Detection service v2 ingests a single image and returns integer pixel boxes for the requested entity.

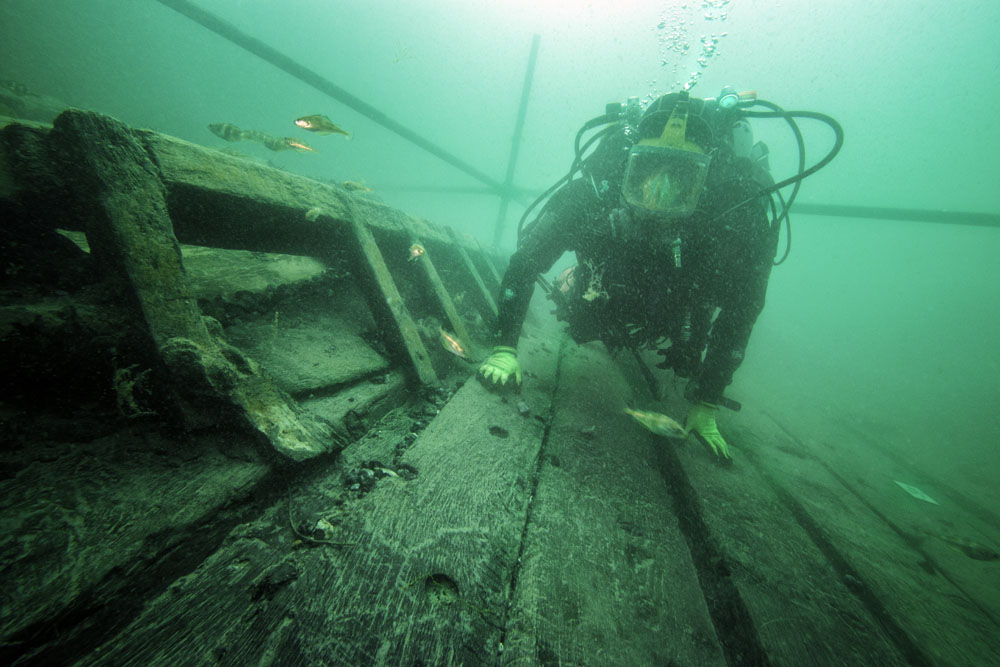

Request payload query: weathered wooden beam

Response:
[49,109,329,461]
[2,117,502,286]
[50,114,213,351]
[446,226,498,322]
[3,113,504,381]
[80,302,566,664]
[141,130,458,252]
[659,429,910,664]
[0,428,273,655]
[503,342,728,665]
[732,411,1000,664]
[343,204,438,387]
[399,216,472,354]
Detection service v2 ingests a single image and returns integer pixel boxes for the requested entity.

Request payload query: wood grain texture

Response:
[503,342,728,666]
[87,302,562,665]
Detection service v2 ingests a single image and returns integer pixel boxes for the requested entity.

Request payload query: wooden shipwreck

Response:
[1,110,998,665]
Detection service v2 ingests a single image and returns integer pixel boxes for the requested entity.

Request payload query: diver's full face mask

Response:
[622,146,710,218]
[622,94,711,219]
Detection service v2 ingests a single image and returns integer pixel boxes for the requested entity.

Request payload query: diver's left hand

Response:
[685,402,731,460]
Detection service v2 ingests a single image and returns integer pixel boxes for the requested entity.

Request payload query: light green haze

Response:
[2,0,998,492]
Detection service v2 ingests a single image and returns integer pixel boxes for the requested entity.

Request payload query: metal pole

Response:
[791,203,1000,228]
[492,34,541,248]
[156,0,508,195]
[368,182,1000,229]
[157,1,999,233]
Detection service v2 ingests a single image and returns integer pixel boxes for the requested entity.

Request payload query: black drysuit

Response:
[495,147,779,404]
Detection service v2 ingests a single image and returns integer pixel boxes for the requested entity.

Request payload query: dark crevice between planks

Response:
[0,462,303,666]
[497,336,567,654]
[655,445,773,667]
[758,414,1000,631]
[740,447,934,667]
[809,455,999,630]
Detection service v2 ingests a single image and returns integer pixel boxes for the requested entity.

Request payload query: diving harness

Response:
[521,88,843,405]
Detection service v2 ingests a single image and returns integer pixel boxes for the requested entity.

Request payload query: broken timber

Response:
[49,110,328,461]
[3,111,1000,665]
[2,109,507,459]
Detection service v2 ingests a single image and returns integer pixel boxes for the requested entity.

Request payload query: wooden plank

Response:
[446,226,498,321]
[298,369,407,441]
[143,130,461,252]
[48,109,329,461]
[0,429,271,659]
[630,382,911,664]
[729,405,1000,665]
[179,244,327,300]
[0,119,70,218]
[766,407,1000,624]
[224,314,390,396]
[469,239,501,294]
[50,111,214,351]
[85,296,565,665]
[502,342,727,666]
[2,118,490,263]
[344,208,438,386]
[399,217,472,353]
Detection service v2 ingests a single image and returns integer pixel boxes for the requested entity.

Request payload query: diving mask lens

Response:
[622,145,711,218]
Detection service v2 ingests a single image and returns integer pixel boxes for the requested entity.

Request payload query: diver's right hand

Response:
[685,401,731,460]
[478,346,522,387]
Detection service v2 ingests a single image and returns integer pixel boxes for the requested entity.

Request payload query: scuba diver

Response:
[478,87,843,460]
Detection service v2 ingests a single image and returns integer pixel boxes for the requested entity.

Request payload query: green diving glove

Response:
[685,401,731,460]
[478,346,522,387]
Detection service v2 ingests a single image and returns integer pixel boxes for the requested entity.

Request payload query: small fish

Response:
[408,243,425,262]
[240,128,270,143]
[261,135,293,151]
[208,122,245,142]
[295,114,350,137]
[895,481,939,505]
[257,135,315,152]
[923,531,999,562]
[624,407,686,439]
[438,327,467,359]
[282,137,316,152]
[342,180,373,192]
[304,207,323,221]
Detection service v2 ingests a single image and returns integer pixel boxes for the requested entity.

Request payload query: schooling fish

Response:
[295,114,350,137]
[258,135,316,152]
[282,137,316,152]
[624,407,687,439]
[408,243,425,262]
[208,122,245,142]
